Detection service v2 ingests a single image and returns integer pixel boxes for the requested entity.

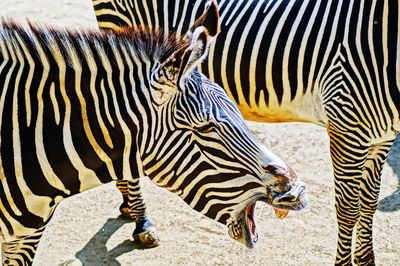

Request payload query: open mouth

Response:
[228,186,307,248]
[245,203,258,246]
[243,201,298,247]
[228,199,261,248]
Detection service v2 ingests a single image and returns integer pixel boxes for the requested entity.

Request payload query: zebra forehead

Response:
[0,19,190,63]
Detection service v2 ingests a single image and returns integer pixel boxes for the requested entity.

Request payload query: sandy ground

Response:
[0,1,399,265]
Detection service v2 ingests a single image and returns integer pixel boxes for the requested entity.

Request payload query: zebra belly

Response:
[395,121,400,133]
[236,105,316,123]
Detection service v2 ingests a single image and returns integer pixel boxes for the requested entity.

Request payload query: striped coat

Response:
[91,0,400,264]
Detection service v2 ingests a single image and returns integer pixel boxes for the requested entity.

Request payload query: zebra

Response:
[0,2,308,265]
[90,0,400,265]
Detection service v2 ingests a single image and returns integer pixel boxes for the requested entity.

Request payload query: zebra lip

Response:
[273,207,289,219]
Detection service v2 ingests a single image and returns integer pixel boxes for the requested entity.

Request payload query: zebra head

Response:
[140,0,307,248]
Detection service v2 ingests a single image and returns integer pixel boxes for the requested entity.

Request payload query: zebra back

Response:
[92,0,400,132]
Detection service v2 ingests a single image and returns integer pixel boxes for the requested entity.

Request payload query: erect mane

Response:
[0,19,190,63]
[104,26,191,62]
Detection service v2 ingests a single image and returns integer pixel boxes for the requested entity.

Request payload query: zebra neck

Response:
[0,24,154,199]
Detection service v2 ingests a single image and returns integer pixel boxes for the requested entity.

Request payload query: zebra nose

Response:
[275,194,298,204]
[273,183,305,205]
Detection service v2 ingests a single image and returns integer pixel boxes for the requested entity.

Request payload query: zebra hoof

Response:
[133,220,160,248]
[133,229,160,248]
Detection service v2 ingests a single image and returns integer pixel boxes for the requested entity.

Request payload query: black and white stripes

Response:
[0,3,307,264]
[91,0,400,264]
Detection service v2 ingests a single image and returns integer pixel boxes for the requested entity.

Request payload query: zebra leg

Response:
[1,226,46,266]
[116,179,132,217]
[329,129,368,265]
[116,179,160,248]
[117,179,148,222]
[353,140,394,266]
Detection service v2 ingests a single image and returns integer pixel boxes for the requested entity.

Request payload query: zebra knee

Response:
[335,194,360,225]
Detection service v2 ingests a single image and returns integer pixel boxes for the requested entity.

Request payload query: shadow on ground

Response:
[70,216,145,266]
[378,135,400,212]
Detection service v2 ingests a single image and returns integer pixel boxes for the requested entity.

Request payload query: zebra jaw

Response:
[228,200,260,248]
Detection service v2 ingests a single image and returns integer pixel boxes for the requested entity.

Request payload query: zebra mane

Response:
[0,19,190,65]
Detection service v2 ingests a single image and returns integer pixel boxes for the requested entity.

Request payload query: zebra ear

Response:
[187,0,220,39]
[158,0,220,90]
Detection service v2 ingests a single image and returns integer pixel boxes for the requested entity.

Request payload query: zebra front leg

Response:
[2,226,46,266]
[329,129,368,265]
[354,139,394,266]
[333,173,362,266]
[116,179,160,248]
[116,179,133,217]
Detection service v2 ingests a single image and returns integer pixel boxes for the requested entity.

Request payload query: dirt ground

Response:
[0,1,399,265]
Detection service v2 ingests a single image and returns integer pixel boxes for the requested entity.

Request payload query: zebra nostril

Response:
[275,185,305,204]
[298,186,305,196]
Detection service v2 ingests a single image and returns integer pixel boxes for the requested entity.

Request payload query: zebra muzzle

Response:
[271,181,307,212]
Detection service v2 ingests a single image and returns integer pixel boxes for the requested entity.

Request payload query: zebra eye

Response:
[195,123,217,133]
